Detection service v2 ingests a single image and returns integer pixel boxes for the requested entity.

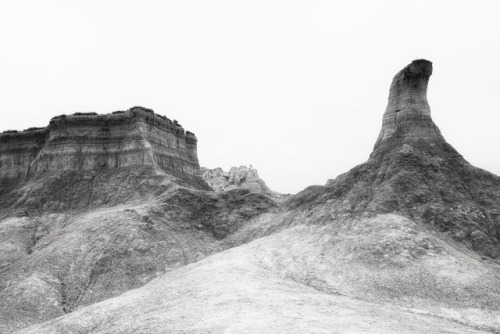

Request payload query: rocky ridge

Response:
[201,165,283,198]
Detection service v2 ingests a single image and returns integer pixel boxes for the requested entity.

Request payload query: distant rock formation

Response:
[289,59,500,258]
[201,165,276,196]
[0,107,204,187]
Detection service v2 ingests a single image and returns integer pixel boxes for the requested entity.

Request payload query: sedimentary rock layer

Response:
[0,107,202,186]
[372,59,445,158]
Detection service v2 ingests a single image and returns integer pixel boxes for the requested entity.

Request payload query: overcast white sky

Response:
[1,0,499,194]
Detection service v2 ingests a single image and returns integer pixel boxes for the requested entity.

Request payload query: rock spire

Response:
[372,59,445,158]
[289,59,500,258]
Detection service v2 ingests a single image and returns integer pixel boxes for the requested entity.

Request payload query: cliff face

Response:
[0,107,203,187]
[0,129,47,184]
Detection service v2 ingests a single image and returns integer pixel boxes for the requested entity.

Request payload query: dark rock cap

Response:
[405,59,433,77]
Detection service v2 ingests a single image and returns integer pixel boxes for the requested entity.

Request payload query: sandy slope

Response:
[18,214,500,333]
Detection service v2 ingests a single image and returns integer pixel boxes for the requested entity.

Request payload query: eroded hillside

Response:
[0,108,279,333]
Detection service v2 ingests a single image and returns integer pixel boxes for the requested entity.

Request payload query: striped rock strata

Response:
[0,107,204,187]
[372,59,444,158]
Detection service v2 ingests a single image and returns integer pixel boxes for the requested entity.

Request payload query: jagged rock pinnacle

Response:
[201,165,276,196]
[372,59,445,158]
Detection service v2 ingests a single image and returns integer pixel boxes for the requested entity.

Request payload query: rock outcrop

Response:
[372,59,443,157]
[201,165,275,195]
[0,107,204,188]
[0,107,211,212]
[288,59,500,258]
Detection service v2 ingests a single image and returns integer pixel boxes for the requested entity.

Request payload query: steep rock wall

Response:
[0,107,203,187]
[0,128,47,183]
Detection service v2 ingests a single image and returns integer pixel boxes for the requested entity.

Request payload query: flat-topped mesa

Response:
[0,107,205,188]
[372,59,446,158]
